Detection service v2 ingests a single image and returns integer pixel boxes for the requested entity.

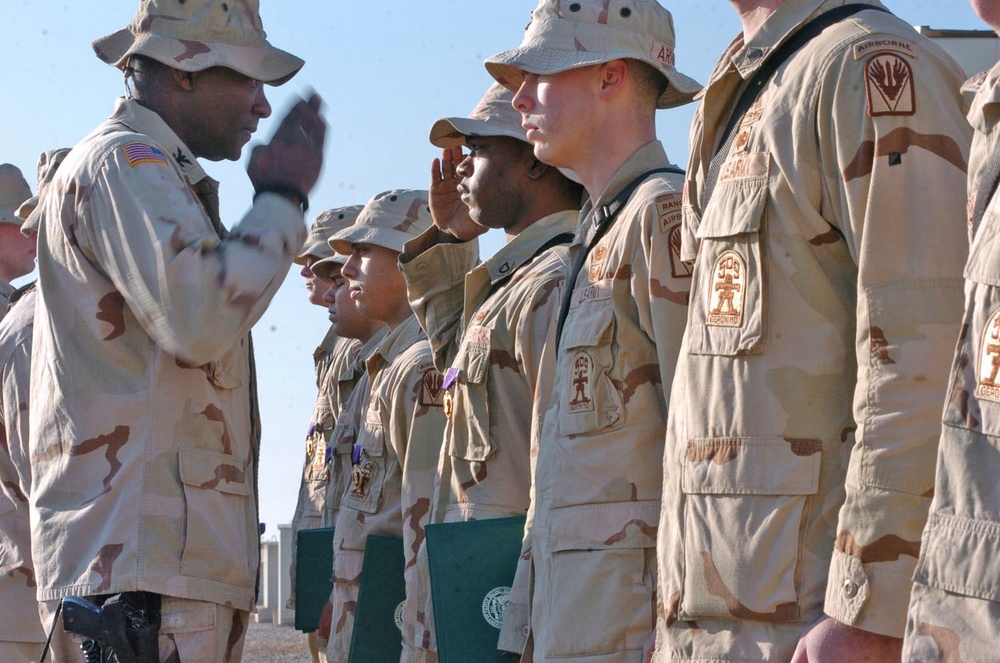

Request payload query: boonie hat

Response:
[430,83,581,183]
[295,205,364,266]
[0,164,32,227]
[430,83,531,149]
[93,0,303,85]
[485,0,701,109]
[329,190,433,256]
[17,148,72,233]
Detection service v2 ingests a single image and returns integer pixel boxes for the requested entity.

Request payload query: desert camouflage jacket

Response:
[400,210,577,659]
[501,141,689,663]
[0,288,44,643]
[29,97,305,611]
[327,315,445,663]
[904,60,1000,663]
[653,2,970,661]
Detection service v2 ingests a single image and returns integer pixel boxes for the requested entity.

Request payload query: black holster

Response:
[62,592,161,663]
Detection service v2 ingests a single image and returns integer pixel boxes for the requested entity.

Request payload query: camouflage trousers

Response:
[41,596,249,662]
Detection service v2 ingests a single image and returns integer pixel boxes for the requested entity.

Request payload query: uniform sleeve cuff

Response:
[824,548,915,638]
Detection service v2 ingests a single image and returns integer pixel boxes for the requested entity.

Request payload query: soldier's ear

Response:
[171,68,196,92]
[527,158,549,181]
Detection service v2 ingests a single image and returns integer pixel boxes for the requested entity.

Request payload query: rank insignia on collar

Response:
[173,148,192,167]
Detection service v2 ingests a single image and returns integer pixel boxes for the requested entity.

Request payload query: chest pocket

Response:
[687,175,768,356]
[448,326,493,462]
[342,413,387,515]
[558,296,623,437]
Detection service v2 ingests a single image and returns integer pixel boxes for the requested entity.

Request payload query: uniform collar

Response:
[727,0,884,81]
[586,141,673,215]
[111,97,209,186]
[480,209,578,285]
[967,60,1000,135]
[344,326,389,382]
[366,314,423,375]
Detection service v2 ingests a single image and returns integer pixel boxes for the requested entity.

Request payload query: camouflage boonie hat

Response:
[485,0,701,109]
[430,83,581,183]
[328,190,433,256]
[17,148,72,235]
[295,205,364,266]
[0,164,32,228]
[93,0,303,85]
[430,83,531,148]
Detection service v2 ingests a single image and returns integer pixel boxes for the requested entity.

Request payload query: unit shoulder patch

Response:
[976,308,1000,403]
[121,142,168,167]
[707,250,747,328]
[864,52,916,117]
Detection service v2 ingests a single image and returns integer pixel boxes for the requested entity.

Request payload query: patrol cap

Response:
[329,190,433,256]
[485,0,701,109]
[295,205,364,266]
[17,148,72,235]
[93,0,304,86]
[0,164,32,228]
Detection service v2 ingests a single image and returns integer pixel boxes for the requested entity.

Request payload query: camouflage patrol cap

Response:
[17,148,72,236]
[93,0,304,86]
[295,205,364,266]
[485,0,701,109]
[0,164,32,228]
[328,190,433,256]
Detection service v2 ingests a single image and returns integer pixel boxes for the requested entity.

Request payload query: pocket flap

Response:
[562,300,614,350]
[548,500,659,552]
[453,328,492,385]
[683,437,822,496]
[332,422,356,455]
[696,176,767,239]
[917,513,1000,602]
[358,422,385,458]
[178,448,250,496]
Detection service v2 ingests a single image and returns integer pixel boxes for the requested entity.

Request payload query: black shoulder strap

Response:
[484,231,575,303]
[554,165,684,347]
[702,3,891,209]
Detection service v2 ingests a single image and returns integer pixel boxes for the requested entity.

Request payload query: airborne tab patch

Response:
[864,52,915,117]
[122,142,168,167]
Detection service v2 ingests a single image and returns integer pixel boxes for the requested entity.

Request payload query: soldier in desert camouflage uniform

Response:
[324,190,446,663]
[484,1,700,660]
[0,148,68,663]
[650,1,970,662]
[0,164,38,317]
[288,206,363,662]
[397,82,584,662]
[29,0,325,660]
[903,2,1000,660]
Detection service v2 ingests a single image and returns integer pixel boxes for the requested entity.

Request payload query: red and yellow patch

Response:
[121,142,167,167]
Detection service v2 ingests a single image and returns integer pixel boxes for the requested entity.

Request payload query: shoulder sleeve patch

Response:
[656,193,683,235]
[121,142,168,167]
[962,70,989,96]
[864,52,916,117]
[418,368,444,407]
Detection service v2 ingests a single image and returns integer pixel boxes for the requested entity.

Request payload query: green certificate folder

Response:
[349,535,405,663]
[294,527,335,632]
[425,516,526,662]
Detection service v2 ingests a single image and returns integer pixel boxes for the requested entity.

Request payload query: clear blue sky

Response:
[0,0,987,533]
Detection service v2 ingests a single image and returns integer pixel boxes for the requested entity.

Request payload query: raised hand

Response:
[429,146,486,242]
[249,92,326,202]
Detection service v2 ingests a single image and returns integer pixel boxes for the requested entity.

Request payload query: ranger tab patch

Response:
[122,142,168,167]
[864,52,915,117]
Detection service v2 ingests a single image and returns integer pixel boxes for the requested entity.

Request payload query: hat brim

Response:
[328,225,411,256]
[429,116,530,149]
[14,196,38,223]
[485,45,701,110]
[93,29,304,86]
[309,255,345,282]
[294,239,338,266]
[0,207,24,227]
[20,206,42,235]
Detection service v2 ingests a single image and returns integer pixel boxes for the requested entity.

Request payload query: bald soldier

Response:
[650,1,970,662]
[398,83,583,662]
[29,0,325,660]
[904,1,1000,660]
[484,1,699,659]
[0,164,38,316]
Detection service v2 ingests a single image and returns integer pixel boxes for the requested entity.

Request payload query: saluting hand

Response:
[429,146,486,242]
[249,92,326,200]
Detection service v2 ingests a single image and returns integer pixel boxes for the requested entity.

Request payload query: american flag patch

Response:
[121,142,167,167]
